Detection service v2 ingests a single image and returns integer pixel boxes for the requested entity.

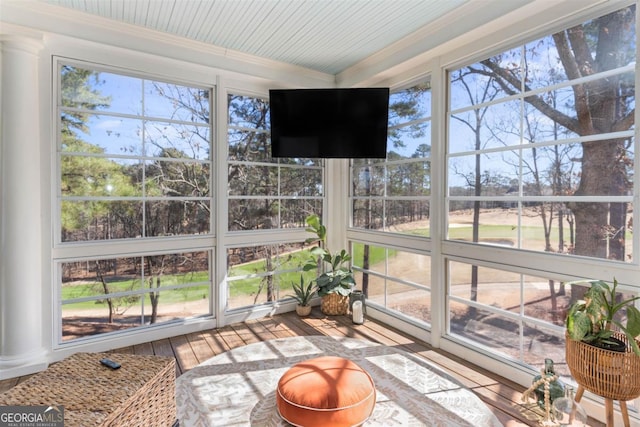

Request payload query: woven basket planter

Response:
[296,305,312,316]
[321,293,349,315]
[566,331,640,401]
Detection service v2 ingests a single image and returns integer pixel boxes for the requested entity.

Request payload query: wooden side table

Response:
[0,352,176,427]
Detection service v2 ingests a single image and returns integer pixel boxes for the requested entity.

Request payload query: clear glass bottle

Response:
[551,385,588,426]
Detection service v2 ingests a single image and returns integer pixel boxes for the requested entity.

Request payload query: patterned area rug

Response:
[177,335,503,426]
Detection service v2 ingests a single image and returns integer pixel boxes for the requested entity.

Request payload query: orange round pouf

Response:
[276,356,375,427]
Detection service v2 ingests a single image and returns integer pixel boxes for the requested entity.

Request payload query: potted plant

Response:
[565,278,640,355]
[303,214,355,315]
[288,275,315,316]
[565,278,640,402]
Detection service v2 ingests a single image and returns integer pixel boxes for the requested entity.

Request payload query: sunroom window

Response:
[56,61,213,343]
[445,5,636,377]
[447,6,635,261]
[352,82,431,235]
[225,93,324,311]
[350,81,433,324]
[227,94,323,231]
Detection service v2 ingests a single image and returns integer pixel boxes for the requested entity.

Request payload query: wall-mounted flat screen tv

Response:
[269,88,389,158]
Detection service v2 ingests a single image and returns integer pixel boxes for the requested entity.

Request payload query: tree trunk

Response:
[266,246,274,302]
[548,279,558,323]
[569,140,625,258]
[149,276,160,324]
[477,7,634,261]
[362,245,370,297]
[95,261,114,323]
[562,9,632,258]
[470,153,481,317]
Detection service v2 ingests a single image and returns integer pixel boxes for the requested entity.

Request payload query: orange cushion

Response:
[276,356,375,427]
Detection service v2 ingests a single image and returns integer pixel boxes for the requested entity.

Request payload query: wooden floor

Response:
[1,308,605,427]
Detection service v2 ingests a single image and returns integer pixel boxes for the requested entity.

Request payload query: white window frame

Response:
[52,57,217,348]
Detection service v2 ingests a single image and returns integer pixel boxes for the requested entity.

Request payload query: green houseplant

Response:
[565,278,640,355]
[303,214,355,315]
[564,278,640,405]
[288,275,316,316]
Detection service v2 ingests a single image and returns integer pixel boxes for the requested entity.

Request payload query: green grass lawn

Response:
[62,271,210,310]
[66,223,625,311]
[63,285,210,311]
[448,224,575,249]
[228,248,316,296]
[351,243,394,266]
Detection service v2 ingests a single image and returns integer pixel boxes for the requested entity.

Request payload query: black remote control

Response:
[100,357,121,369]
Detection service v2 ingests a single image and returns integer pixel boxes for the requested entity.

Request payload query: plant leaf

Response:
[303,262,318,271]
[567,310,592,341]
[306,214,320,229]
[627,335,640,356]
[310,247,327,257]
[625,306,640,338]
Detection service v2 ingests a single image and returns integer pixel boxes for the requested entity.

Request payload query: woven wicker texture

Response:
[321,293,349,315]
[566,331,640,401]
[0,352,176,427]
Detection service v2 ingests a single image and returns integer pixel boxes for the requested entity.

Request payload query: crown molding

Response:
[337,0,616,88]
[1,0,335,87]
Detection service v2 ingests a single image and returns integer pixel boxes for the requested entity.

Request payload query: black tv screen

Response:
[269,88,389,158]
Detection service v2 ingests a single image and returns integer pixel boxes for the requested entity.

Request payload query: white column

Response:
[0,35,48,377]
[325,159,349,252]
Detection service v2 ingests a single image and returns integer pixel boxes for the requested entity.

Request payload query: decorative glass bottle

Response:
[532,359,565,410]
[551,386,588,426]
